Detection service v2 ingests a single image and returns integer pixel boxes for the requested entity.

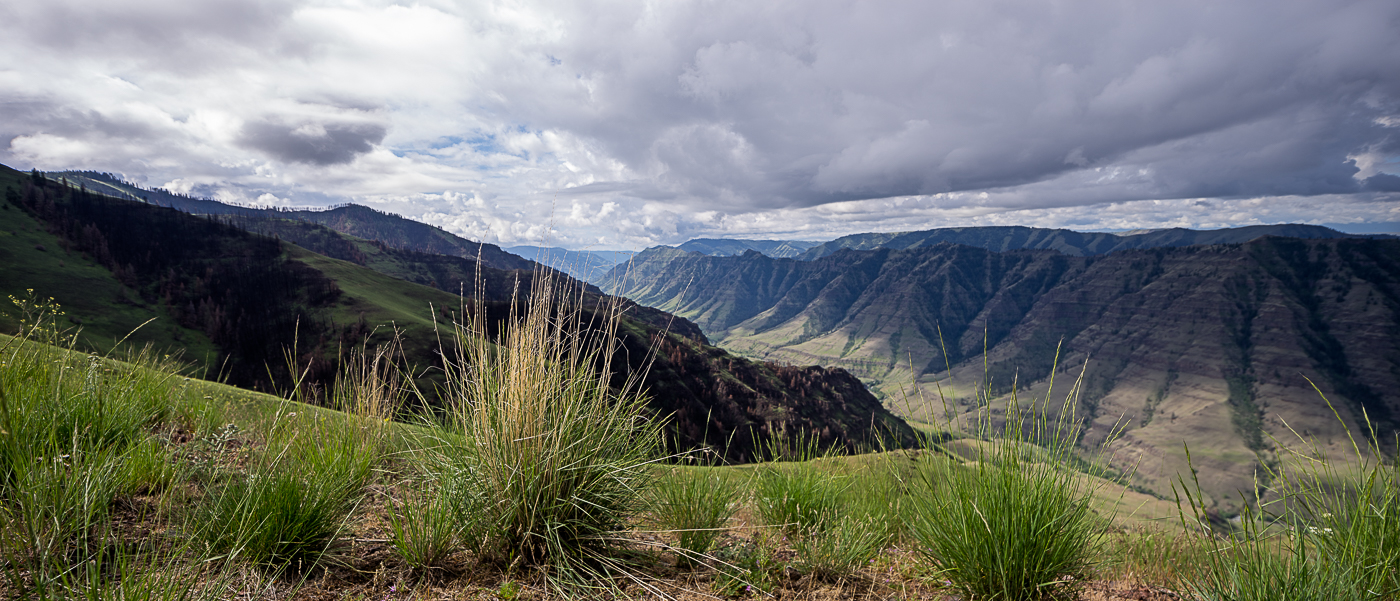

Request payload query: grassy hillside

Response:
[2,320,1390,600]
[0,168,221,366]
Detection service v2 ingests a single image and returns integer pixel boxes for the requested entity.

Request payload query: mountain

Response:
[501,238,823,285]
[796,224,1390,260]
[678,238,823,258]
[2,165,913,461]
[505,245,634,285]
[50,171,534,272]
[605,239,1400,509]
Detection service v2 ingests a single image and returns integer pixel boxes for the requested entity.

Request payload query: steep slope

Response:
[608,239,1400,509]
[796,224,1388,260]
[3,165,913,460]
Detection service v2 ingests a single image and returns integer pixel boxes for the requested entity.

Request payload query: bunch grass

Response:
[1177,462,1363,601]
[648,467,738,564]
[433,268,662,591]
[196,340,396,569]
[196,407,376,568]
[755,438,844,535]
[0,294,186,590]
[792,512,888,581]
[388,481,461,572]
[1268,389,1399,599]
[906,344,1112,601]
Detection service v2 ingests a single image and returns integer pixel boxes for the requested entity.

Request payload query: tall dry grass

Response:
[429,269,663,591]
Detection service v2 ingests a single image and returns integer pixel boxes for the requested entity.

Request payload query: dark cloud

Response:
[237,119,386,166]
[521,0,1400,210]
[1366,174,1400,192]
[1,0,303,72]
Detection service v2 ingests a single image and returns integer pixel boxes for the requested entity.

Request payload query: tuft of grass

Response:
[196,409,376,568]
[911,450,1101,600]
[905,346,1110,601]
[1185,536,1361,601]
[1271,390,1399,599]
[754,438,846,536]
[0,294,185,589]
[1,443,124,576]
[388,480,461,572]
[197,340,395,569]
[432,269,662,590]
[753,438,900,582]
[755,463,843,536]
[793,513,888,581]
[648,467,738,564]
[1177,465,1363,601]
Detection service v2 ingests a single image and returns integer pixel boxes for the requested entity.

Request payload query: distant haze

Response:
[2,0,1397,248]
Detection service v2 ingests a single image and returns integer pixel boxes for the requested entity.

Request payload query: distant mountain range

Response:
[795,224,1394,260]
[505,246,634,285]
[677,238,823,258]
[509,224,1392,287]
[31,167,1400,504]
[605,231,1400,510]
[503,239,824,285]
[4,166,914,460]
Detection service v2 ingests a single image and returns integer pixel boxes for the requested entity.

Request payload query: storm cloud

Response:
[238,119,386,165]
[1,0,1397,247]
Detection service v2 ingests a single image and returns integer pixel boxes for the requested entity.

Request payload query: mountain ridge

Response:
[49,170,537,273]
[605,237,1400,509]
[796,223,1393,260]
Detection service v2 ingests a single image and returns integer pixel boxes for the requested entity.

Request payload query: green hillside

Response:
[0,168,220,366]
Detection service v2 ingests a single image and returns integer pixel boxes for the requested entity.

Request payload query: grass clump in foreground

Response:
[907,357,1114,601]
[647,467,738,564]
[752,439,894,581]
[426,270,662,592]
[197,340,397,569]
[195,407,379,568]
[0,293,222,598]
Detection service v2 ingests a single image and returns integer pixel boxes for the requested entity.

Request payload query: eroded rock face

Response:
[609,237,1400,510]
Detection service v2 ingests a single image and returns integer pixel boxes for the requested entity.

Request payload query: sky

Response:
[2,0,1399,249]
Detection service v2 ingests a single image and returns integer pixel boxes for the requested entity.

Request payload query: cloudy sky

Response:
[3,0,1399,248]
